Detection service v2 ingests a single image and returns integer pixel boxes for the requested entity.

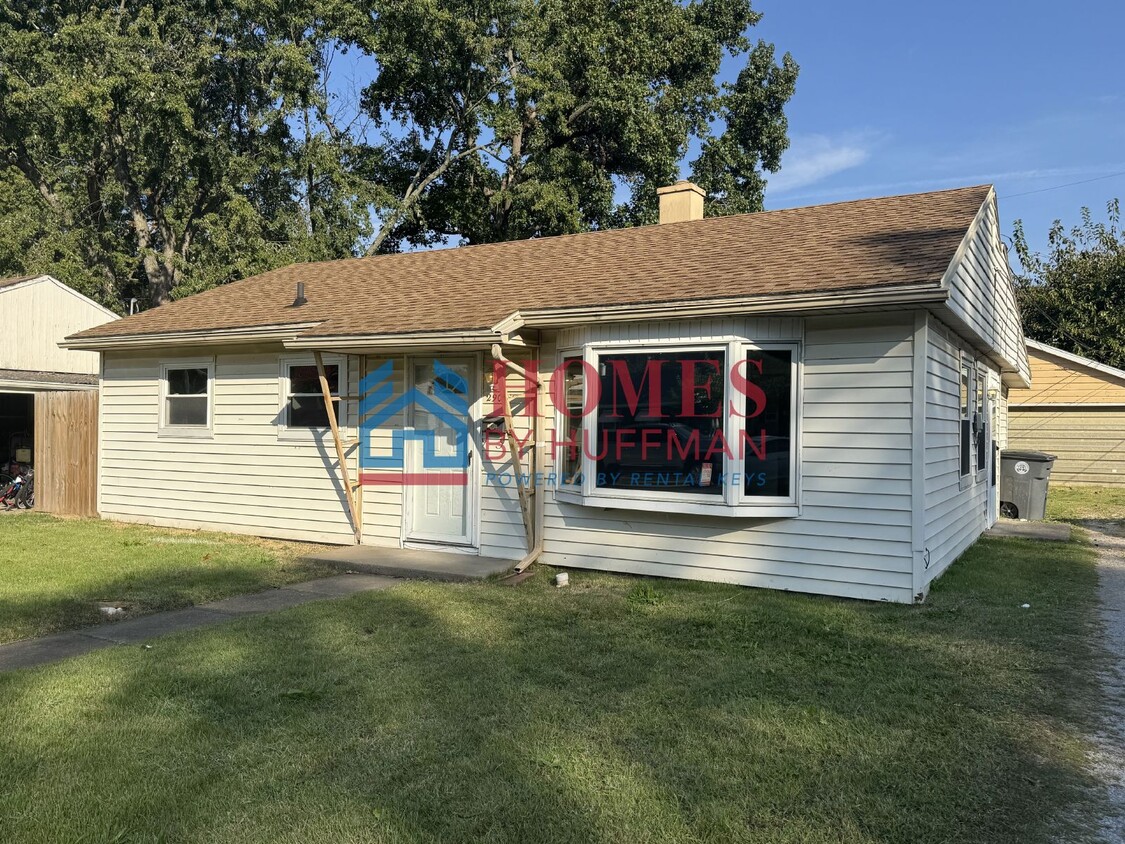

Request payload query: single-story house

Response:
[1,274,118,514]
[63,182,1029,603]
[1007,340,1125,486]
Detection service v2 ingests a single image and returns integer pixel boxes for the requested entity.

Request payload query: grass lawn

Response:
[0,514,334,644]
[1047,483,1125,521]
[0,534,1105,843]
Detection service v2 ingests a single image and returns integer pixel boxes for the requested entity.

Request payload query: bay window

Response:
[554,340,800,516]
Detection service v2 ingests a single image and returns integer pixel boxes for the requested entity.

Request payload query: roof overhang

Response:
[61,323,322,351]
[62,284,951,353]
[499,283,950,330]
[0,378,97,393]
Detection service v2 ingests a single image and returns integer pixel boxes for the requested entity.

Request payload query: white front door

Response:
[405,357,475,546]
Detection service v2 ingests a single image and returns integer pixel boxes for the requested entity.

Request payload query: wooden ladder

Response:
[314,351,363,543]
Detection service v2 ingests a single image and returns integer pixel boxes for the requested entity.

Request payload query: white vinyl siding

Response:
[922,318,998,583]
[100,350,358,544]
[942,192,1030,386]
[539,314,918,603]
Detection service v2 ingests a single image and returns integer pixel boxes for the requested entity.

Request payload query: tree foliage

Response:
[0,0,795,308]
[352,0,798,252]
[0,0,369,308]
[1013,200,1125,370]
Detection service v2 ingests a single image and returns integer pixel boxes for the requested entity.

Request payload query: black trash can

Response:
[999,450,1057,520]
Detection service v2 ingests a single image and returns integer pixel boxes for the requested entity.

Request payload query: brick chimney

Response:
[657,180,706,224]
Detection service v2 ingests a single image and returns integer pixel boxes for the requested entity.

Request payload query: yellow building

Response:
[1008,340,1125,486]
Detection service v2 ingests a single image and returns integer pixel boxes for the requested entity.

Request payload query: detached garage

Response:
[0,275,118,513]
[1008,340,1125,487]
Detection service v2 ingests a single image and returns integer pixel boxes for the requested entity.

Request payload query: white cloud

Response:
[766,134,872,195]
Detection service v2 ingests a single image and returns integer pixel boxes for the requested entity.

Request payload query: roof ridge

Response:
[286,183,994,273]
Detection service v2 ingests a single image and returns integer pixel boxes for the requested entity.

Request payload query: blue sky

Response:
[743,0,1124,259]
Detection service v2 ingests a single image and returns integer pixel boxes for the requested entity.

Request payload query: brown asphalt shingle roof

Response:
[67,185,991,343]
[0,368,98,386]
[0,276,39,290]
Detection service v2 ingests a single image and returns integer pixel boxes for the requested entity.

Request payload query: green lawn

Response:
[1047,483,1125,521]
[0,534,1105,843]
[0,514,334,644]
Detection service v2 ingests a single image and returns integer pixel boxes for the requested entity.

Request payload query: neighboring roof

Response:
[0,369,99,390]
[0,275,39,290]
[0,274,119,319]
[67,184,992,344]
[1026,339,1125,383]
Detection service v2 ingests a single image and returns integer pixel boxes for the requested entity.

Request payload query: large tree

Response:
[0,0,368,309]
[1012,201,1125,370]
[0,0,796,306]
[348,0,798,253]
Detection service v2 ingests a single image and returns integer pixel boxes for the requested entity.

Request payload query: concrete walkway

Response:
[0,573,397,673]
[1084,520,1125,842]
[984,519,1072,541]
[302,544,513,582]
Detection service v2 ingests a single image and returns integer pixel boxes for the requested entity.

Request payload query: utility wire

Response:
[1000,170,1125,199]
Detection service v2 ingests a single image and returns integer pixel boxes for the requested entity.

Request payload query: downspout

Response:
[490,344,544,574]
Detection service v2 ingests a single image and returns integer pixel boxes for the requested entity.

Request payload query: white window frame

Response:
[278,354,345,439]
[553,339,801,518]
[959,352,973,488]
[158,359,214,439]
[975,368,988,480]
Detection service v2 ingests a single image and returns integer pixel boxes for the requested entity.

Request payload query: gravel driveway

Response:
[1085,520,1125,842]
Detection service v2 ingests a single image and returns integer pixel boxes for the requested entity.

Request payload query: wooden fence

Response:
[34,389,99,516]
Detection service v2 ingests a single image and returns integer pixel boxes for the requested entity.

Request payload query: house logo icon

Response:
[359,360,470,485]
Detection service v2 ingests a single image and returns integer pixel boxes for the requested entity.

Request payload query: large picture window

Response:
[595,349,726,496]
[554,341,799,516]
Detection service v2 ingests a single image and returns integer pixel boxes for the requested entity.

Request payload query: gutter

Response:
[283,329,502,351]
[0,379,98,392]
[500,283,949,330]
[60,323,322,351]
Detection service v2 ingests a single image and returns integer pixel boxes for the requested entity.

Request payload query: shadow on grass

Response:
[0,514,334,643]
[0,535,1105,843]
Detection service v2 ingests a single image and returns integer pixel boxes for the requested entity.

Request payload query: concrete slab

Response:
[200,587,323,615]
[302,545,512,582]
[81,607,234,644]
[0,631,110,672]
[1,570,405,673]
[286,573,400,597]
[985,519,1072,542]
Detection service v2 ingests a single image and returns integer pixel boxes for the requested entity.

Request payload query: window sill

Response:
[157,428,213,440]
[554,488,799,519]
[277,428,336,442]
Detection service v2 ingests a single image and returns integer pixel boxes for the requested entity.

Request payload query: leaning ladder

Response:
[314,351,363,543]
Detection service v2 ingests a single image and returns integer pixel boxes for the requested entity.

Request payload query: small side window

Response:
[283,361,339,429]
[975,371,987,473]
[160,361,213,436]
[959,358,971,478]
